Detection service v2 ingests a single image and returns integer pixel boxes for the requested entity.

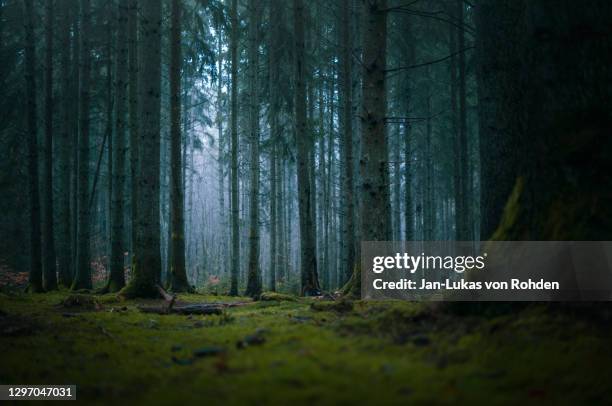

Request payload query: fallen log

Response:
[135,285,254,315]
[138,303,224,315]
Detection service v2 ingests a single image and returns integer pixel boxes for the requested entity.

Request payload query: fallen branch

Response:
[135,286,255,315]
[139,303,224,315]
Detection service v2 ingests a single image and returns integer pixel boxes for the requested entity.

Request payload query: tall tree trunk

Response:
[72,0,93,290]
[70,8,80,283]
[104,2,114,283]
[216,21,226,280]
[169,0,190,292]
[128,0,139,265]
[488,0,612,241]
[57,0,74,287]
[339,0,355,285]
[123,0,162,298]
[455,0,469,240]
[24,0,43,292]
[42,0,58,290]
[294,0,320,296]
[108,0,129,292]
[268,1,281,292]
[347,0,390,297]
[229,0,240,296]
[475,0,523,240]
[244,0,261,298]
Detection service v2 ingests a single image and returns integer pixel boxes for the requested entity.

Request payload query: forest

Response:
[1,0,611,404]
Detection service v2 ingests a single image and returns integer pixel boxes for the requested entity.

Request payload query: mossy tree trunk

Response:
[483,0,612,240]
[475,0,524,241]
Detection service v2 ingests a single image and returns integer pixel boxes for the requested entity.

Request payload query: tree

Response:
[122,0,162,298]
[344,0,390,297]
[57,0,74,287]
[475,0,522,241]
[229,0,240,296]
[268,0,282,292]
[107,0,129,293]
[339,0,355,285]
[486,0,612,241]
[24,0,43,292]
[128,0,139,261]
[244,0,262,298]
[42,0,58,291]
[294,0,320,296]
[169,0,191,292]
[455,0,469,241]
[72,0,93,290]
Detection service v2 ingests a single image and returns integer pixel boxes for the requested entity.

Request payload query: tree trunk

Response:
[268,0,281,292]
[123,0,162,298]
[339,0,355,285]
[229,0,240,296]
[128,0,139,265]
[455,0,470,240]
[57,0,74,287]
[169,0,190,292]
[42,0,58,291]
[488,0,612,241]
[216,20,226,282]
[244,0,262,298]
[72,0,92,290]
[108,0,129,293]
[24,0,43,292]
[294,0,320,296]
[348,0,390,297]
[475,0,523,240]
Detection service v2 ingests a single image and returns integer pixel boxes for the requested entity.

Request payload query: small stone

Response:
[193,346,226,358]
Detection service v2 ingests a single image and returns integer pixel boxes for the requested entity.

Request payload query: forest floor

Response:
[1,291,611,405]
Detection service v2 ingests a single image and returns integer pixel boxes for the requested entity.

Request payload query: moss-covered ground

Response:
[1,292,611,405]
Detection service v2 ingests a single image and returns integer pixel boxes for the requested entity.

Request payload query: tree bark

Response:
[42,0,58,291]
[294,0,320,296]
[244,0,262,298]
[347,0,390,297]
[475,0,523,240]
[72,0,93,290]
[24,0,43,292]
[122,0,162,298]
[169,0,190,292]
[108,0,129,293]
[57,0,74,287]
[128,0,139,265]
[229,0,240,296]
[339,0,356,285]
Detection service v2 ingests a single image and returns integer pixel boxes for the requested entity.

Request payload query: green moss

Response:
[491,176,525,241]
[260,292,298,302]
[1,292,611,405]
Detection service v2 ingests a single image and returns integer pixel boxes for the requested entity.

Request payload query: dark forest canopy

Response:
[0,0,610,297]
